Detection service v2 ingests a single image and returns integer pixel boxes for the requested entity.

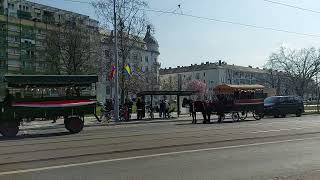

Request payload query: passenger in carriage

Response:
[3,89,14,111]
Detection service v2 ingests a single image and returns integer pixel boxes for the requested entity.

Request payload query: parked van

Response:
[264,96,304,118]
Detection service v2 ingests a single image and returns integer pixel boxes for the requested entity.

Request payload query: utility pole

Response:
[113,0,119,121]
[317,74,319,113]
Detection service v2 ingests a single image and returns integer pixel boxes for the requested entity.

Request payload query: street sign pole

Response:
[113,0,119,121]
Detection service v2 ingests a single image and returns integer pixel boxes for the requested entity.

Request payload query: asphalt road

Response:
[1,114,320,179]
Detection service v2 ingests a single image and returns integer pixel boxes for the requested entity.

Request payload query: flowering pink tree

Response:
[186,80,208,96]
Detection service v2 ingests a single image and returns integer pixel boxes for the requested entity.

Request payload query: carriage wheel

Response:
[232,112,240,122]
[239,111,248,120]
[65,117,84,134]
[0,121,19,137]
[253,111,264,120]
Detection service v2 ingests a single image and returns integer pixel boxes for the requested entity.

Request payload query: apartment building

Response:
[160,61,293,98]
[0,0,99,74]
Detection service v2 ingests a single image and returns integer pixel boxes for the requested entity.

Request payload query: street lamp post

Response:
[113,0,119,121]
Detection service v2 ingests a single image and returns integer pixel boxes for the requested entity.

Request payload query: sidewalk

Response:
[19,113,195,130]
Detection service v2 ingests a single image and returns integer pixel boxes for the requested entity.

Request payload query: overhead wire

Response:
[40,0,320,38]
[262,0,320,14]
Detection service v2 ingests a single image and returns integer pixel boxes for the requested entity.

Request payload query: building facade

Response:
[97,26,161,102]
[160,61,293,98]
[0,0,99,75]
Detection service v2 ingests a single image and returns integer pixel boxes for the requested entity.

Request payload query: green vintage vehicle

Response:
[0,75,99,137]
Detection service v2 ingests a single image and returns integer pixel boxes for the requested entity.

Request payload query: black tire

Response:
[65,117,84,134]
[296,109,302,117]
[232,112,240,122]
[253,112,264,120]
[0,121,19,137]
[273,110,280,118]
[239,111,248,120]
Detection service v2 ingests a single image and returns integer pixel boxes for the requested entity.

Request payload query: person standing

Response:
[190,100,197,124]
[136,98,143,120]
[159,100,165,118]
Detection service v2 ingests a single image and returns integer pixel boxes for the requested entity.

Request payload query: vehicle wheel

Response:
[239,111,247,120]
[65,117,84,134]
[273,110,280,118]
[0,121,19,137]
[296,110,302,117]
[253,111,264,120]
[232,112,240,122]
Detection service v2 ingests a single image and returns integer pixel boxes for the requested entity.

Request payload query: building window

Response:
[105,50,110,58]
[196,73,200,80]
[203,72,206,77]
[145,56,148,63]
[154,58,157,62]
[19,5,21,9]
[8,3,14,9]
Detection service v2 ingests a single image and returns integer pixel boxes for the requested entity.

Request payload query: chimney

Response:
[206,62,209,65]
[218,60,222,66]
[169,67,171,69]
[201,63,204,65]
[177,66,180,68]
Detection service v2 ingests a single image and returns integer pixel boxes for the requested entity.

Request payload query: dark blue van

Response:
[264,96,304,118]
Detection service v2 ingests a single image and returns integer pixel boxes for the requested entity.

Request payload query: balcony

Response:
[0,30,6,38]
[8,42,19,48]
[42,16,56,24]
[0,7,4,15]
[8,54,20,60]
[21,32,35,39]
[21,54,35,60]
[17,10,32,20]
[0,53,5,58]
[21,43,35,49]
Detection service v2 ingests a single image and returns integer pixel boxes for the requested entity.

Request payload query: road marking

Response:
[1,136,320,176]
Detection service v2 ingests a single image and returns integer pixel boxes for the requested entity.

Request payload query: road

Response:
[1,114,320,179]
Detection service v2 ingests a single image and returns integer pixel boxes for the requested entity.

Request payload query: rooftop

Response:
[160,61,269,75]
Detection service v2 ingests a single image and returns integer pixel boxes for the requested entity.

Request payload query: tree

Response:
[46,22,100,75]
[186,80,208,96]
[160,75,178,91]
[92,0,150,103]
[266,46,320,97]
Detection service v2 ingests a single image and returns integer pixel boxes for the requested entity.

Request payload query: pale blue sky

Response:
[34,0,320,68]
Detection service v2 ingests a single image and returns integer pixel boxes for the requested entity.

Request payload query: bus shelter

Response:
[137,90,197,117]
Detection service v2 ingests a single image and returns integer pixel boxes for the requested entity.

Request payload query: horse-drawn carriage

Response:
[212,84,266,122]
[189,84,266,123]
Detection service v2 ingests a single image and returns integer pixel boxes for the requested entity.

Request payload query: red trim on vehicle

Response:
[12,99,97,108]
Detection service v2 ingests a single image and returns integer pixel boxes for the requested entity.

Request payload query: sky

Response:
[33,0,320,68]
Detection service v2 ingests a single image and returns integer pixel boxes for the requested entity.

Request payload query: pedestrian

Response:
[189,100,197,124]
[159,100,165,118]
[164,100,170,118]
[136,98,143,120]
